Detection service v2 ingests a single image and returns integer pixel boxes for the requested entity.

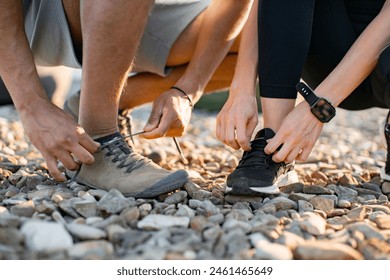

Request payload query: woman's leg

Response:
[258,0,315,132]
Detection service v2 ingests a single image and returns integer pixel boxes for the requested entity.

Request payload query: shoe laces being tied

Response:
[100,135,152,173]
[237,138,279,170]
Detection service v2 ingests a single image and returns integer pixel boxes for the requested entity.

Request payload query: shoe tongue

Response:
[254,128,275,141]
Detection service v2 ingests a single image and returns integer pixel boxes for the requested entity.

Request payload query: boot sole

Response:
[131,170,189,198]
[226,170,299,195]
[74,169,189,198]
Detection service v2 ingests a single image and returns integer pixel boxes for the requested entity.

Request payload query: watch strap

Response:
[296,82,318,106]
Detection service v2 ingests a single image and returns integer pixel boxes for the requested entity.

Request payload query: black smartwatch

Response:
[296,82,336,123]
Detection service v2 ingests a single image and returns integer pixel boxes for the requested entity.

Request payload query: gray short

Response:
[23,0,210,76]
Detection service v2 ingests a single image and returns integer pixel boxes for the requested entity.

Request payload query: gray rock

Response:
[97,189,131,214]
[138,214,190,230]
[73,200,98,218]
[175,205,196,218]
[298,200,314,212]
[303,185,333,195]
[280,183,305,194]
[0,227,23,246]
[203,226,223,243]
[10,200,35,217]
[267,197,298,211]
[327,184,358,202]
[196,200,221,217]
[221,229,250,257]
[188,199,203,210]
[288,193,316,202]
[58,198,81,218]
[225,208,254,222]
[347,206,368,221]
[207,213,225,224]
[295,242,363,260]
[346,222,385,240]
[275,231,305,250]
[338,199,352,208]
[362,183,382,193]
[164,191,188,204]
[224,195,263,205]
[27,188,56,200]
[223,218,252,233]
[67,240,114,260]
[21,220,73,253]
[121,207,140,224]
[309,196,334,212]
[66,223,107,240]
[255,242,293,260]
[374,215,390,229]
[299,212,327,235]
[381,181,390,194]
[258,203,277,215]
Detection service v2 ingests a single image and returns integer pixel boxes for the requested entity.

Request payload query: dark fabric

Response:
[258,0,389,110]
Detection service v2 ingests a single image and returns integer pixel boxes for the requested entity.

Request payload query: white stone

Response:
[21,221,73,253]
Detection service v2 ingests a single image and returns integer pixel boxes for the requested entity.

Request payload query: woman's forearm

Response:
[315,0,390,106]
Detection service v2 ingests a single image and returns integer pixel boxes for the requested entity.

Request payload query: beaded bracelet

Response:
[170,86,193,108]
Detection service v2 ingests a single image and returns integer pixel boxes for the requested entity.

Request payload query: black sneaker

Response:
[380,110,390,181]
[226,128,298,195]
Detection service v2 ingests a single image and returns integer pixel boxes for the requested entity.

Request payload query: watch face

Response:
[311,98,336,123]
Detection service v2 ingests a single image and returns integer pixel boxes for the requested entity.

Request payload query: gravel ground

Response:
[0,104,389,260]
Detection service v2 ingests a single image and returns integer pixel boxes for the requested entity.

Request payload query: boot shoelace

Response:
[39,130,188,186]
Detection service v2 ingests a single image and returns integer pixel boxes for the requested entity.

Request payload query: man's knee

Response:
[378,45,390,81]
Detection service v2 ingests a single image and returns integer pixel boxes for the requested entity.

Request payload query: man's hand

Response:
[216,94,258,151]
[142,88,193,139]
[19,99,100,181]
[264,101,324,163]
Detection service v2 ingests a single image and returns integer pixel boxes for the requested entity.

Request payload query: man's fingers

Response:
[142,112,176,139]
[79,135,100,154]
[71,145,96,165]
[56,151,81,171]
[45,156,66,182]
[144,102,162,132]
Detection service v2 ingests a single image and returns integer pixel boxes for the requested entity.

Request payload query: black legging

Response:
[258,0,390,110]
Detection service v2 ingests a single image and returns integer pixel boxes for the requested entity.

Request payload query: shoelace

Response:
[120,109,188,164]
[38,132,144,187]
[101,134,150,173]
[39,129,189,187]
[237,138,279,170]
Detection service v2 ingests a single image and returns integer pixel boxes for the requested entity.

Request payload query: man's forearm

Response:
[0,0,47,112]
[175,0,254,103]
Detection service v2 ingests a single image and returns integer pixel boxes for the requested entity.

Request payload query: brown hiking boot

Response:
[70,133,189,198]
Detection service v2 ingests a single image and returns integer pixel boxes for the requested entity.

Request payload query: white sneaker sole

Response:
[225,169,299,195]
[250,170,299,194]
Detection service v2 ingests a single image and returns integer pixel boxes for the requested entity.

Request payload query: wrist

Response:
[170,86,193,108]
[16,90,49,116]
[172,80,204,104]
